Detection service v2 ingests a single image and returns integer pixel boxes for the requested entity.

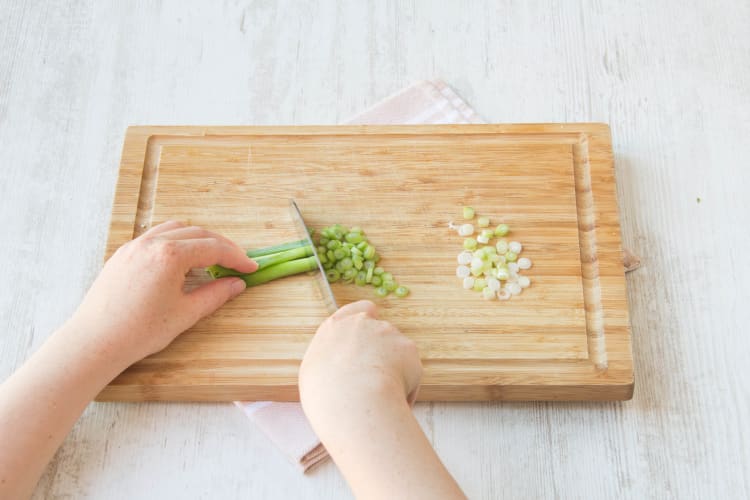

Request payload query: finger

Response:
[406,385,420,407]
[176,238,258,273]
[188,277,247,320]
[330,300,378,321]
[140,220,186,238]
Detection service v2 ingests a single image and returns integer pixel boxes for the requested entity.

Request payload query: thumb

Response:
[189,277,246,319]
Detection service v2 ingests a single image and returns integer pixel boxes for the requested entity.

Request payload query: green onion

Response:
[374,286,389,297]
[245,239,308,258]
[462,206,475,219]
[241,256,318,287]
[394,286,410,297]
[326,269,341,282]
[371,275,382,286]
[504,251,518,262]
[477,216,490,227]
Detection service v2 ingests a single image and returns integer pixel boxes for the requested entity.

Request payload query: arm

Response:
[0,221,257,499]
[299,301,465,500]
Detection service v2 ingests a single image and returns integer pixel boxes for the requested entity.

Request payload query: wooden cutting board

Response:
[97,124,633,401]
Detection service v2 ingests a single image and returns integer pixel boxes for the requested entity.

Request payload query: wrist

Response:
[302,375,411,444]
[55,317,136,377]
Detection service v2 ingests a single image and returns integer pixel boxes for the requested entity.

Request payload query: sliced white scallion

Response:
[496,239,509,254]
[494,224,509,237]
[456,265,471,278]
[457,251,473,265]
[463,276,475,289]
[517,257,532,270]
[509,241,522,254]
[487,277,501,291]
[477,216,490,228]
[496,289,511,300]
[496,267,510,281]
[477,233,490,244]
[508,262,519,273]
[458,223,475,237]
[482,287,496,300]
[518,276,531,288]
[507,282,522,295]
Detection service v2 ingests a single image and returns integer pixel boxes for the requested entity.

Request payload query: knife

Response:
[289,199,338,313]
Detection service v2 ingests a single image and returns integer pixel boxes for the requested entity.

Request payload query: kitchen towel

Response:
[236,79,641,473]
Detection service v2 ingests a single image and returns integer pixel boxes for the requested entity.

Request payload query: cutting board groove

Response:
[99,124,633,401]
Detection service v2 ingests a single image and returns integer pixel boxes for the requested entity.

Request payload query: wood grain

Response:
[97,124,632,401]
[1,1,747,498]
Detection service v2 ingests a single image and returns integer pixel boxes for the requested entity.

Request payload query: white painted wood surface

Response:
[1,1,748,498]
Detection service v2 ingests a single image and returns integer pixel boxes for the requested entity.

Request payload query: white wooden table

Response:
[1,1,748,498]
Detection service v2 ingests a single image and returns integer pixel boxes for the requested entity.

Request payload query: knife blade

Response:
[289,199,338,313]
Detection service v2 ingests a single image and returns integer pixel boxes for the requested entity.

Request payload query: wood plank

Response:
[97,124,632,401]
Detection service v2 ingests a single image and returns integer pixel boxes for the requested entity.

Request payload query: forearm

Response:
[0,320,130,498]
[309,385,465,500]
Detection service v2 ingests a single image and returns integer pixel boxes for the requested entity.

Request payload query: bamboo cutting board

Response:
[98,124,633,401]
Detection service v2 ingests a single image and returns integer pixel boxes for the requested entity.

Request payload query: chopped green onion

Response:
[363,245,376,260]
[371,275,383,286]
[374,286,389,297]
[327,240,341,250]
[462,206,475,219]
[333,248,346,260]
[381,272,393,282]
[340,258,354,270]
[477,216,490,227]
[394,286,410,297]
[326,269,341,282]
[355,271,367,286]
[383,280,397,292]
[366,265,374,283]
[342,268,357,282]
[346,232,364,244]
[505,251,518,262]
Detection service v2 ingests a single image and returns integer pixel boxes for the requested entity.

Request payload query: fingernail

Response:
[248,258,259,271]
[230,278,247,297]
